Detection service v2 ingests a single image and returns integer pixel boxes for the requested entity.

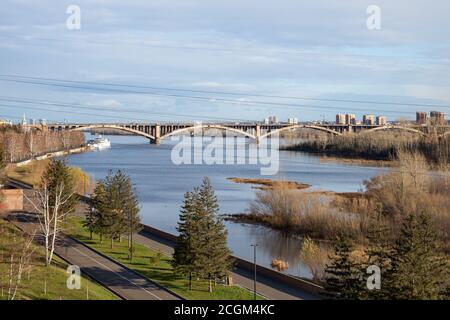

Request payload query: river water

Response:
[67,135,387,279]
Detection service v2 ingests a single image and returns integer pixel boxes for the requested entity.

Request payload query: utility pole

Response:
[251,244,258,300]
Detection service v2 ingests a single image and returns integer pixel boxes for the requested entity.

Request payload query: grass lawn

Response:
[66,217,263,300]
[6,159,50,187]
[0,219,119,300]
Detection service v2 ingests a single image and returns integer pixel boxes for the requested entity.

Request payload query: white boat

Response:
[87,135,111,150]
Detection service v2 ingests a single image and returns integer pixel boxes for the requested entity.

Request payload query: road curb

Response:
[67,234,185,300]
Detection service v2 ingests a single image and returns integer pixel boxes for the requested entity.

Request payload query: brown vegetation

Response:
[227,177,310,190]
[0,126,84,163]
[299,237,333,283]
[284,132,449,166]
[6,160,50,187]
[236,150,449,252]
[270,259,289,272]
[247,183,362,240]
[6,160,92,194]
[344,150,450,249]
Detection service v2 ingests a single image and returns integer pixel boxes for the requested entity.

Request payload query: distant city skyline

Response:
[1,0,450,123]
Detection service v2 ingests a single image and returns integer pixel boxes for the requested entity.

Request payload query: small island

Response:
[227,177,311,190]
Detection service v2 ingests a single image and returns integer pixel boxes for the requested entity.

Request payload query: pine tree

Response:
[41,159,78,217]
[385,213,448,299]
[172,190,202,290]
[362,211,393,300]
[87,170,140,250]
[173,177,233,293]
[324,234,364,300]
[112,170,141,260]
[85,181,107,240]
[196,177,233,293]
[107,171,128,248]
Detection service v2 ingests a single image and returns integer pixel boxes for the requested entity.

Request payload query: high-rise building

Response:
[376,116,387,126]
[267,116,279,124]
[416,112,427,125]
[336,114,345,124]
[345,114,356,125]
[430,111,445,126]
[363,114,375,125]
[288,117,298,124]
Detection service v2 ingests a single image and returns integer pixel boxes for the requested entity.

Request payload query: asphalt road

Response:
[8,213,180,300]
[6,211,320,300]
[135,230,321,300]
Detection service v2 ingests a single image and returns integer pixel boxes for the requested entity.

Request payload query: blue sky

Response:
[0,0,449,123]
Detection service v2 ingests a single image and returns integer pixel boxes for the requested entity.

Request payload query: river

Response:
[67,135,387,280]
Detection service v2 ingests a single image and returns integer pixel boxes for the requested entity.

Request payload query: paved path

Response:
[136,230,321,300]
[8,213,180,300]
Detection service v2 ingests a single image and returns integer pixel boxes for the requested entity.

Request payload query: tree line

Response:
[85,170,141,259]
[285,131,450,166]
[0,126,84,163]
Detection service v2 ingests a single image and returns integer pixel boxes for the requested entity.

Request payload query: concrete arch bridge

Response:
[35,122,447,144]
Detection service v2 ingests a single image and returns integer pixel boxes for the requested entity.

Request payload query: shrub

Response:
[249,184,363,240]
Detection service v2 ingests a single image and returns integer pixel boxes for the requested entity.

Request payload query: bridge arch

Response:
[68,125,156,141]
[361,125,428,137]
[161,124,257,141]
[259,125,343,140]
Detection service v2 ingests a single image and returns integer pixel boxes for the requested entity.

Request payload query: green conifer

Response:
[385,213,448,299]
[172,190,202,290]
[324,234,364,299]
[42,159,77,216]
[196,177,233,293]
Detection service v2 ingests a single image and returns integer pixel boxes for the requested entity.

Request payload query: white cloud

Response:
[86,99,123,108]
[0,0,449,122]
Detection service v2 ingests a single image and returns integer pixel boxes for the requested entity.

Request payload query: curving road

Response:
[8,213,180,300]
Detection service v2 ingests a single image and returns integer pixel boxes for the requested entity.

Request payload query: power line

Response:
[1,78,448,119]
[1,74,449,110]
[0,96,251,123]
[0,102,252,123]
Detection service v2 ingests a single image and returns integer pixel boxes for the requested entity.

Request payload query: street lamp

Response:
[250,244,258,300]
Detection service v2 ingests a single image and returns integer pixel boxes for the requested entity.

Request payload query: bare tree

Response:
[7,232,36,300]
[26,131,34,159]
[5,132,18,163]
[61,131,70,151]
[25,181,74,266]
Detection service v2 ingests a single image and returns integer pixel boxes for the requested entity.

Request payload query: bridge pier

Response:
[152,124,161,145]
[255,124,261,144]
